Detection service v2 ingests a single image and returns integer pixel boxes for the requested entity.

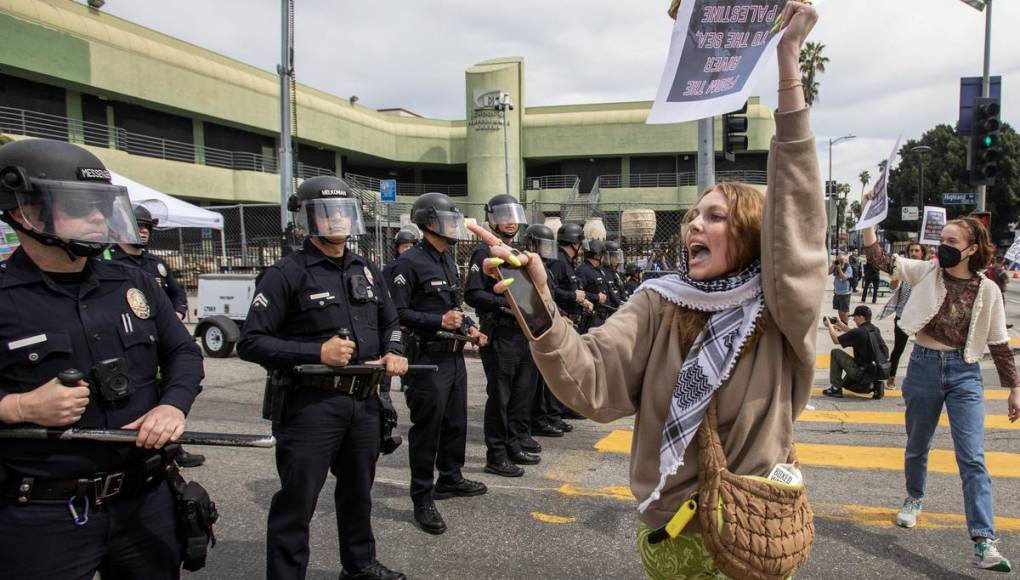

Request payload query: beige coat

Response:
[530,107,826,528]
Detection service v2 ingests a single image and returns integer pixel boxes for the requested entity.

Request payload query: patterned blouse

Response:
[866,243,1018,389]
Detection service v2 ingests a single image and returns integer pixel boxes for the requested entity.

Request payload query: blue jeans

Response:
[902,344,996,539]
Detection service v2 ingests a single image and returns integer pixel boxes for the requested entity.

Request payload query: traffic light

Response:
[969,97,1001,186]
[722,102,748,163]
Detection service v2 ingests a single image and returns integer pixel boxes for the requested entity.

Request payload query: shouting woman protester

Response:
[469,3,824,577]
[861,206,1019,572]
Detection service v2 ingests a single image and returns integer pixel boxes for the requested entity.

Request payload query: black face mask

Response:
[937,244,963,268]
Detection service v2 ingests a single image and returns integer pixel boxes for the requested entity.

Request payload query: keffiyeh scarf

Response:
[635,249,765,513]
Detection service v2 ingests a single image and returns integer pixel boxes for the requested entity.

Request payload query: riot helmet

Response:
[604,240,623,267]
[484,194,527,241]
[130,204,159,248]
[394,228,419,246]
[0,138,140,258]
[288,175,366,240]
[556,222,584,245]
[587,240,606,263]
[523,224,557,260]
[411,192,468,245]
[624,262,642,277]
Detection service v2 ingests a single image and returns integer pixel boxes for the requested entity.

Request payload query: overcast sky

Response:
[94,0,1018,203]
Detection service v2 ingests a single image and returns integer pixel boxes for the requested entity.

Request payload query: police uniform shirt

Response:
[548,248,582,316]
[464,244,512,332]
[575,260,608,306]
[238,239,403,371]
[600,266,623,306]
[0,249,204,478]
[388,240,472,335]
[624,278,640,297]
[107,246,189,316]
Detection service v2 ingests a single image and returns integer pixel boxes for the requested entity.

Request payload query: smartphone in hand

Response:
[496,261,555,341]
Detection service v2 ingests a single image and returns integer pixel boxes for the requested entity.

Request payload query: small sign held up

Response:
[901,207,919,221]
[919,206,947,246]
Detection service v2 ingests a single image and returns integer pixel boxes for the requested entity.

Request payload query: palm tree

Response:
[859,170,871,195]
[878,159,888,174]
[799,42,829,106]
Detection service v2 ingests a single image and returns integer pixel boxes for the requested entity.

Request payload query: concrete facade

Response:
[0,0,775,214]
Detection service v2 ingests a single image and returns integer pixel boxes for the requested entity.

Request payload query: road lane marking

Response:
[799,410,1018,430]
[810,387,1009,401]
[816,354,830,369]
[594,432,1020,478]
[550,485,1020,532]
[531,512,576,524]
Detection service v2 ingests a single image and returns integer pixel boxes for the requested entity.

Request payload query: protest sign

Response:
[648,0,804,124]
[919,206,947,246]
[1004,235,1020,265]
[853,137,900,231]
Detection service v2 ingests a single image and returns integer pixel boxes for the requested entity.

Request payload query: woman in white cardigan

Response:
[862,205,1019,573]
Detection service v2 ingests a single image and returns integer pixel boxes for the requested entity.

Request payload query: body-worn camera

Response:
[348,274,376,303]
[91,358,134,402]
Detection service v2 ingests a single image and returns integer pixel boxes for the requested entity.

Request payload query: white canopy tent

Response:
[110,171,224,230]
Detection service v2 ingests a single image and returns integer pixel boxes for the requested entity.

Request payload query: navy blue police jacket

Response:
[238,239,403,371]
[387,239,474,336]
[106,246,189,316]
[548,248,582,317]
[0,248,204,478]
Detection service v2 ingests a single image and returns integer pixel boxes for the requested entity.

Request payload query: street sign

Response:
[902,207,919,221]
[942,192,977,205]
[380,179,397,203]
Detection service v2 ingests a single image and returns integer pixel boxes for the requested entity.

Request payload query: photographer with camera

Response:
[823,305,889,400]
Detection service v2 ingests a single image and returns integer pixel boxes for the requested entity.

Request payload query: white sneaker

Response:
[973,538,1012,573]
[896,497,922,528]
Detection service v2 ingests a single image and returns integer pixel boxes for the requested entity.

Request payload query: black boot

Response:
[822,386,844,398]
[433,478,487,499]
[340,561,407,580]
[872,381,885,400]
[484,460,525,477]
[176,448,206,468]
[413,502,447,535]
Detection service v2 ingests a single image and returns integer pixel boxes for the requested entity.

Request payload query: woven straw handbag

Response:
[695,399,815,580]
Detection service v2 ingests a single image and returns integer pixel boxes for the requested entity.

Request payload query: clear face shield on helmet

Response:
[425,210,470,242]
[298,197,367,237]
[606,249,624,267]
[487,203,528,229]
[15,179,140,245]
[529,237,558,260]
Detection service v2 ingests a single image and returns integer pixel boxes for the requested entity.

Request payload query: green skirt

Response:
[636,521,728,580]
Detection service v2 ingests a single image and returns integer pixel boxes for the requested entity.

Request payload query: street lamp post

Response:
[912,145,932,207]
[828,134,856,252]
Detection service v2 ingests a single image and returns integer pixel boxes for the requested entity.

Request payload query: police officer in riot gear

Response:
[623,262,643,296]
[577,239,619,328]
[0,138,204,578]
[466,194,540,478]
[539,223,593,435]
[521,223,567,444]
[602,240,627,302]
[388,192,488,535]
[238,176,407,580]
[381,227,420,396]
[105,205,205,468]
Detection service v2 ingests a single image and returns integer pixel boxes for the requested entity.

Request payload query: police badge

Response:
[157,263,168,277]
[126,288,151,319]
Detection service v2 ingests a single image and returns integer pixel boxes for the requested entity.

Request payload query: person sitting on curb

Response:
[823,305,888,400]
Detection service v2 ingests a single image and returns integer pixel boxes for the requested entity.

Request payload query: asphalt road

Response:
[175,283,1019,579]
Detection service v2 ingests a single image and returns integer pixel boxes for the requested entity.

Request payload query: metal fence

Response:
[148,199,691,288]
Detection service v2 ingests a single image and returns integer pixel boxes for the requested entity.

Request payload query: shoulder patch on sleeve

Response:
[470,263,480,273]
[251,292,270,311]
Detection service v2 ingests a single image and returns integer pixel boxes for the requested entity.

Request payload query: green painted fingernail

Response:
[491,258,505,267]
[503,278,515,287]
[508,254,522,267]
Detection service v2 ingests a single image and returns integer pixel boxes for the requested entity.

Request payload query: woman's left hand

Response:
[466,224,552,302]
[777,2,819,51]
[1008,387,1019,423]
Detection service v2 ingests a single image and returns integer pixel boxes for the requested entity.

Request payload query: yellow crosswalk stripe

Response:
[1012,337,1020,348]
[816,354,830,369]
[799,410,1018,430]
[593,431,1020,478]
[553,485,1020,532]
[810,387,1009,400]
